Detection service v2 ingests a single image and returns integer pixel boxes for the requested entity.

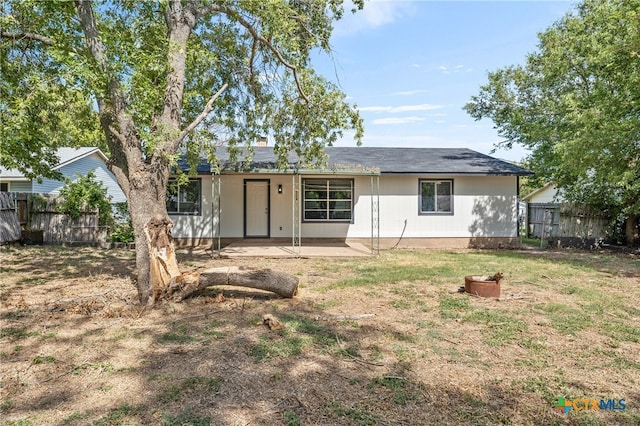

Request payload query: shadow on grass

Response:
[1,245,136,282]
[3,297,638,426]
[2,246,639,425]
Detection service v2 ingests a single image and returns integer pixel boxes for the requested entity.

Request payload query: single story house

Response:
[0,147,126,203]
[168,147,532,250]
[522,182,564,205]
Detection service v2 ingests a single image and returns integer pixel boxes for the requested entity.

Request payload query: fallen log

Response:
[168,266,299,301]
[145,216,298,303]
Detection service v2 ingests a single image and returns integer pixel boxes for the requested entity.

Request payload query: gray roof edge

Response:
[379,171,533,177]
[180,146,533,176]
[0,147,104,178]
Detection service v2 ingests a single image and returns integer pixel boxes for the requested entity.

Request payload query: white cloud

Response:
[439,64,472,74]
[360,103,443,113]
[372,116,425,125]
[333,0,416,37]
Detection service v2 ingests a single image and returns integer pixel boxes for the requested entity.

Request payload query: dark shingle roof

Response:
[181,147,532,176]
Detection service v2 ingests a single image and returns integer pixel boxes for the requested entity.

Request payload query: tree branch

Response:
[203,4,310,103]
[74,0,129,115]
[107,124,128,149]
[75,0,143,187]
[160,2,196,126]
[174,83,229,147]
[74,1,111,76]
[105,159,130,199]
[0,30,54,45]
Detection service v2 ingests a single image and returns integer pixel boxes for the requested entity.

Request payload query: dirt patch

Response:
[1,246,639,425]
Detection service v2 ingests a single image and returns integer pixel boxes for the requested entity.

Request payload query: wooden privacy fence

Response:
[0,193,108,244]
[527,202,609,244]
[0,192,21,243]
[527,203,560,239]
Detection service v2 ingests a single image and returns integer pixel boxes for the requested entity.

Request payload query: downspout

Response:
[210,174,221,257]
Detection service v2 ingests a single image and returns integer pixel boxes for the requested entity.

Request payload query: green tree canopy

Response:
[465,0,640,243]
[1,0,365,303]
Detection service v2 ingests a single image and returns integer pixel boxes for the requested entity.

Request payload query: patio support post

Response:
[376,175,380,254]
[210,175,221,257]
[370,174,380,255]
[298,174,302,252]
[292,174,295,253]
[292,173,301,254]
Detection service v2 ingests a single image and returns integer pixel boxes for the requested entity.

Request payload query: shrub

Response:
[110,202,134,243]
[58,171,114,228]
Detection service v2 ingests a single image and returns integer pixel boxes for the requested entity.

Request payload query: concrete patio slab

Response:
[218,241,372,258]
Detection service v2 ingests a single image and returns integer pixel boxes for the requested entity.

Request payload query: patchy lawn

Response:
[1,245,639,425]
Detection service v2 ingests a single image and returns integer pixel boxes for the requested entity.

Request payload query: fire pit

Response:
[464,273,502,298]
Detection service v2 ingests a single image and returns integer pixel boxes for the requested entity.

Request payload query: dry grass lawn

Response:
[1,245,639,425]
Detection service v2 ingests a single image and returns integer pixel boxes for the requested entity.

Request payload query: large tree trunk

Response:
[75,0,301,304]
[128,174,174,305]
[144,215,182,303]
[141,216,299,302]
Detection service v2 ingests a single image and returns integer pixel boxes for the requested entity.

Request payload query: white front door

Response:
[244,180,270,237]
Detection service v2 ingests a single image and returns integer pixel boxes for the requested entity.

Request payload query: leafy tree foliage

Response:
[1,0,365,302]
[58,171,114,228]
[110,202,134,243]
[0,2,105,179]
[465,0,640,243]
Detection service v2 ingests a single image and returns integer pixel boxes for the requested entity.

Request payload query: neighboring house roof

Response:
[0,147,106,179]
[53,147,107,170]
[522,182,565,203]
[181,147,533,176]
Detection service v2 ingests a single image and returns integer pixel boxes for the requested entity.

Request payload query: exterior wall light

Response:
[278,184,283,194]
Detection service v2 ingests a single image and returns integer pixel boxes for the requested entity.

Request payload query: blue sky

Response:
[312,0,577,162]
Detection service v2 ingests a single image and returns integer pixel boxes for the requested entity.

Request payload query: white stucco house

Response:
[168,147,532,250]
[0,147,126,203]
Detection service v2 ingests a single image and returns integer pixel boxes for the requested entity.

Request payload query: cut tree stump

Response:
[145,215,299,303]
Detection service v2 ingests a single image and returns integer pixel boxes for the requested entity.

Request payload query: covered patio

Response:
[207,169,381,257]
[217,240,372,258]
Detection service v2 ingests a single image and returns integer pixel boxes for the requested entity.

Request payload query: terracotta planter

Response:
[464,275,501,298]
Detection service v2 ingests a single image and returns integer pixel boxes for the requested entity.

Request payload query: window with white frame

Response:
[166,179,201,215]
[419,179,453,214]
[303,179,353,222]
[0,183,8,192]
